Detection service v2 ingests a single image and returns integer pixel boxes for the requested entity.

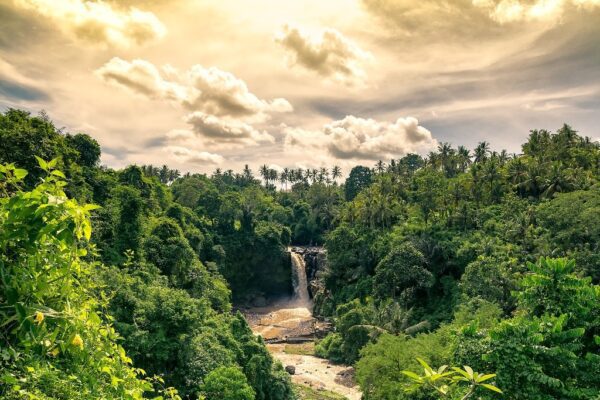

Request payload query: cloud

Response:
[96,57,291,151]
[285,116,437,161]
[184,112,274,144]
[96,57,292,120]
[167,145,224,165]
[275,24,372,86]
[14,0,166,47]
[473,0,569,23]
[183,64,293,118]
[0,57,49,101]
[361,0,496,40]
[362,0,600,39]
[95,57,185,100]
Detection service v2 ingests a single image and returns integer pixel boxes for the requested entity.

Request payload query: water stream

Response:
[246,248,362,400]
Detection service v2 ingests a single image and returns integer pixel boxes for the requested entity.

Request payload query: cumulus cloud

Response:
[275,24,372,86]
[184,112,274,144]
[167,145,224,165]
[95,57,185,100]
[96,57,292,120]
[285,116,437,161]
[183,64,293,117]
[14,0,166,47]
[96,57,290,151]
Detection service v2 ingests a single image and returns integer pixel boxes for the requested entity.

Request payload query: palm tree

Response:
[427,151,440,170]
[483,158,502,202]
[474,142,490,163]
[295,169,305,184]
[438,142,455,177]
[259,164,269,187]
[310,168,318,184]
[303,168,311,183]
[279,170,287,190]
[470,163,483,205]
[319,167,330,185]
[159,165,169,183]
[388,159,397,174]
[168,169,180,183]
[457,146,471,173]
[268,169,278,189]
[498,150,509,165]
[317,168,325,184]
[331,165,342,184]
[521,161,543,198]
[507,158,527,196]
[242,164,253,181]
[523,129,550,159]
[542,162,574,198]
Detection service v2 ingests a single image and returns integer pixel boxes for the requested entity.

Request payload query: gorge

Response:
[246,248,361,400]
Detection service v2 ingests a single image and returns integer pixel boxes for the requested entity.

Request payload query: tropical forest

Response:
[1,1,600,399]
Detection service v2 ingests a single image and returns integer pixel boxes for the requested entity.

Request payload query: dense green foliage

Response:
[0,109,295,400]
[312,126,600,399]
[2,108,599,400]
[0,162,157,399]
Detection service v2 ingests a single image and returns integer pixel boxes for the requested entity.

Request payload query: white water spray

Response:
[290,251,310,306]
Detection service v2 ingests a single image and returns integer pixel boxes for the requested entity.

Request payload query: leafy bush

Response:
[0,161,163,399]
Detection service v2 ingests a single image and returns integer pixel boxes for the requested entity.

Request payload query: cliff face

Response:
[289,246,326,296]
[289,246,330,317]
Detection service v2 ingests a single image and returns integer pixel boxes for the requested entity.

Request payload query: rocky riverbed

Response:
[267,343,361,400]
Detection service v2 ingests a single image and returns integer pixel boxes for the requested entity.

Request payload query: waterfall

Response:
[290,251,310,306]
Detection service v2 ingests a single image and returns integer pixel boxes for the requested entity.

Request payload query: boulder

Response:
[285,365,296,375]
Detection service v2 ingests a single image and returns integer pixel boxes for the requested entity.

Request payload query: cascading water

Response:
[247,249,314,341]
[290,252,310,306]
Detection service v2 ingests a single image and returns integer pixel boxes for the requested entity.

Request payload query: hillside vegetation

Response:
[1,108,599,399]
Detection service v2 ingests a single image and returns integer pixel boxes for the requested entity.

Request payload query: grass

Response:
[294,384,347,400]
[283,342,315,356]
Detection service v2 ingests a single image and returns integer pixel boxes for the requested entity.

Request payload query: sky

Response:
[1,0,599,175]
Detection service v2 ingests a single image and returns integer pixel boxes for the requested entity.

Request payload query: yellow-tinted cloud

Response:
[474,0,600,23]
[275,24,372,86]
[94,57,185,100]
[167,145,224,165]
[96,57,292,120]
[96,57,286,154]
[184,112,274,144]
[285,116,437,161]
[363,0,600,38]
[14,0,166,47]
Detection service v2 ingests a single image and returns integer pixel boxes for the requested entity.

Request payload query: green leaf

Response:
[51,170,66,178]
[84,204,102,211]
[452,367,471,379]
[14,169,28,180]
[481,383,503,394]
[463,365,474,378]
[401,370,422,381]
[83,220,92,240]
[35,156,48,171]
[416,357,433,373]
[477,373,496,383]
